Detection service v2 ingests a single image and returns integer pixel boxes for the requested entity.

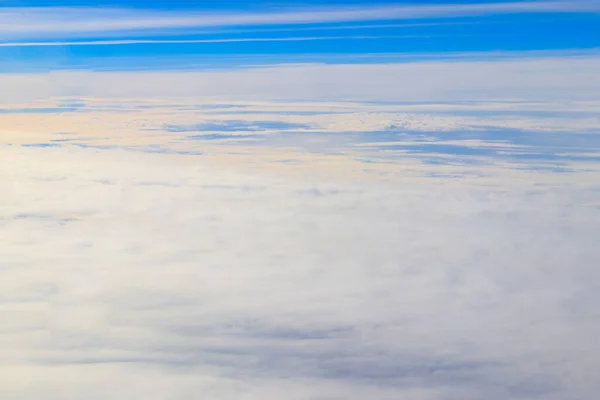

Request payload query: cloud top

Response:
[1,145,599,399]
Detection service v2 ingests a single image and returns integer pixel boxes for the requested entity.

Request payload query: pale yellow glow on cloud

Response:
[1,97,599,187]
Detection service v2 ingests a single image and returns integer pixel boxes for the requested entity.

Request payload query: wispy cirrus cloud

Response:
[0,1,598,40]
[0,35,432,47]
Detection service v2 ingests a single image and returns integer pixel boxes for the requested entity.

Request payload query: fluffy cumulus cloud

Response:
[1,144,599,399]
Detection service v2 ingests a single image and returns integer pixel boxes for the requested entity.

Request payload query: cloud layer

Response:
[1,31,600,397]
[2,54,600,103]
[1,144,599,399]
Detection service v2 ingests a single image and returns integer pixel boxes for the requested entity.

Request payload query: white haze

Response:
[1,145,599,399]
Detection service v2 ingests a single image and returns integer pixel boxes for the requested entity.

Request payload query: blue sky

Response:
[0,0,598,71]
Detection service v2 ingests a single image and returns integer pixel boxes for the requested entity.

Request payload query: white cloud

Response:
[0,145,599,399]
[0,35,413,48]
[2,54,600,104]
[313,111,600,133]
[1,6,599,393]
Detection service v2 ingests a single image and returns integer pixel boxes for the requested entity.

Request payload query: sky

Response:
[0,0,599,70]
[1,1,600,400]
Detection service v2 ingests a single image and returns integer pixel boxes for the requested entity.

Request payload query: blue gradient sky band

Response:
[0,0,598,71]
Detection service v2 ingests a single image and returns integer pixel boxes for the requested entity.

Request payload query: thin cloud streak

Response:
[217,21,482,34]
[0,1,598,39]
[0,35,432,47]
